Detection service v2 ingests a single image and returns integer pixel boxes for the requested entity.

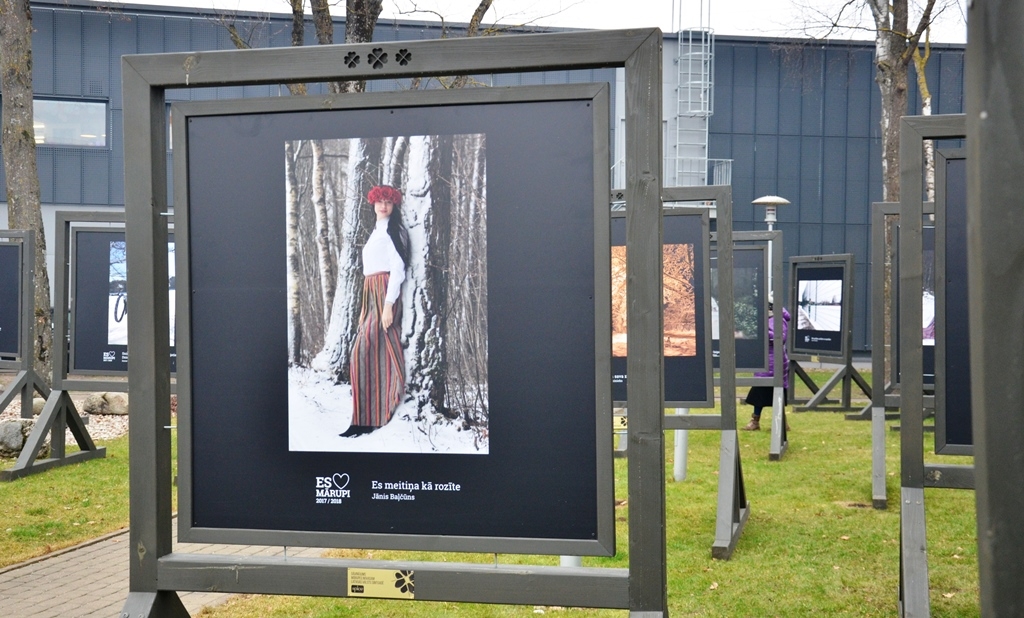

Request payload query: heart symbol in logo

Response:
[332,473,350,490]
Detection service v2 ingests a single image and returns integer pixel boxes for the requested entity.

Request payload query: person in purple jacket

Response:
[742,294,791,431]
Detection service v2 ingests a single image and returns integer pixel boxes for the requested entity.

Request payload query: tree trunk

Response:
[311,140,337,321]
[339,0,383,93]
[310,0,344,95]
[0,0,52,385]
[314,137,382,382]
[285,140,304,365]
[225,0,307,95]
[422,135,454,417]
[449,0,494,89]
[444,133,488,431]
[868,0,936,384]
[872,34,908,203]
[913,39,935,202]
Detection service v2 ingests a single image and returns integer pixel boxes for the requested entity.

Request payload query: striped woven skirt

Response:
[350,272,405,428]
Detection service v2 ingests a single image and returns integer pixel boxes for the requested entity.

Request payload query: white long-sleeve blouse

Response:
[362,218,406,304]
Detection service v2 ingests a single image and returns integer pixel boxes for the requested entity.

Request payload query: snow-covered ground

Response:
[287,366,486,455]
[798,304,842,331]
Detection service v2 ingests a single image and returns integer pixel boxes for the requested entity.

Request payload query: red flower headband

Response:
[367,185,403,207]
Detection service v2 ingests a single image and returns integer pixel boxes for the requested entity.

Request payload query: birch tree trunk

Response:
[311,140,336,321]
[0,0,53,385]
[285,140,303,365]
[867,0,911,204]
[444,134,488,431]
[913,37,935,202]
[866,0,937,382]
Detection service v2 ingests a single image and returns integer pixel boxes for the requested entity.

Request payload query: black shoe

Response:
[339,425,370,437]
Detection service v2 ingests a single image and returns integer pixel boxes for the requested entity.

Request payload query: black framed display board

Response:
[0,241,22,358]
[891,220,937,387]
[174,84,615,555]
[711,246,769,371]
[935,149,972,454]
[610,209,713,407]
[70,228,177,374]
[789,254,854,359]
[922,224,937,385]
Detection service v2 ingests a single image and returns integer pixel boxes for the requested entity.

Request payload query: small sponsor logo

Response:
[315,473,351,505]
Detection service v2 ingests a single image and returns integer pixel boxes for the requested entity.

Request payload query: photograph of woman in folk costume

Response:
[341,185,409,437]
[285,134,489,455]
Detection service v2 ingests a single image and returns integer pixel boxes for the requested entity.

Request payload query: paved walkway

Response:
[0,525,324,617]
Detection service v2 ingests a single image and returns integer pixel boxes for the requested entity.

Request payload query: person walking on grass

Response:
[742,294,790,431]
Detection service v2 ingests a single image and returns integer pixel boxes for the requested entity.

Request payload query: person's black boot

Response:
[339,425,370,437]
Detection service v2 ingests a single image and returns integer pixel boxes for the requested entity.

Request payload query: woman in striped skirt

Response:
[341,184,410,437]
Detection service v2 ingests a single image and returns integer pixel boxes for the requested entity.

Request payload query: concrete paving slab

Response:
[0,525,325,618]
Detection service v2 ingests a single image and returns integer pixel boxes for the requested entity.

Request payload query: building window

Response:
[33,99,107,147]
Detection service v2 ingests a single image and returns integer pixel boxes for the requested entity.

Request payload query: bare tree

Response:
[795,0,961,202]
[794,0,961,382]
[0,0,52,385]
[221,1,309,95]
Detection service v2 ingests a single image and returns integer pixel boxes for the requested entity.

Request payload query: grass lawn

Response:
[1,370,978,616]
[0,432,177,568]
[198,382,979,617]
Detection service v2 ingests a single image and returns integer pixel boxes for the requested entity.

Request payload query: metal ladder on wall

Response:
[674,27,727,187]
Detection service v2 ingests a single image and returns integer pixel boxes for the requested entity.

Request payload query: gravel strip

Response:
[0,395,130,442]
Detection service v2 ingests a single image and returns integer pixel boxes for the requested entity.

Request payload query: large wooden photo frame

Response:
[789,254,855,360]
[121,29,668,615]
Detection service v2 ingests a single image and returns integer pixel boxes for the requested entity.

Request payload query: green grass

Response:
[1,370,977,616]
[199,401,980,618]
[0,432,178,567]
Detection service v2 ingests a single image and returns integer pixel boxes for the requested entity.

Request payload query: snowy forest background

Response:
[285,133,489,454]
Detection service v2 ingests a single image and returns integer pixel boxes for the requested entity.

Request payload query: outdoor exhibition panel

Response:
[711,245,769,372]
[69,227,177,374]
[789,254,854,359]
[174,84,614,554]
[0,229,105,481]
[786,253,869,412]
[934,149,972,455]
[896,113,972,618]
[966,5,1024,609]
[608,186,751,556]
[611,208,713,407]
[721,230,786,460]
[123,28,669,616]
[890,215,938,390]
[0,239,23,360]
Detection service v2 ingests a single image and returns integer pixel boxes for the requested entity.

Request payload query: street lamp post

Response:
[752,195,790,457]
[752,195,790,293]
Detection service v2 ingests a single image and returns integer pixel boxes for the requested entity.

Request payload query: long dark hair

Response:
[387,205,410,266]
